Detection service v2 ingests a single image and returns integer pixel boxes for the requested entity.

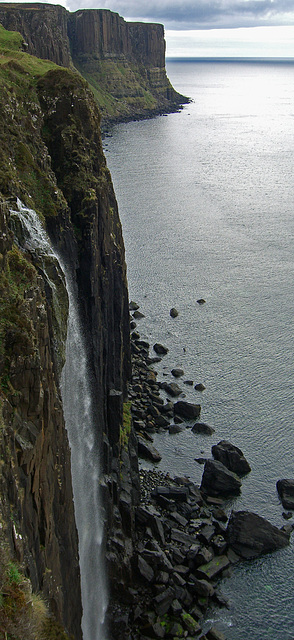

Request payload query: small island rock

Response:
[153,343,169,355]
[170,307,179,318]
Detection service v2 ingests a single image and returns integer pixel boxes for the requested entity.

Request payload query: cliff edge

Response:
[0,3,188,124]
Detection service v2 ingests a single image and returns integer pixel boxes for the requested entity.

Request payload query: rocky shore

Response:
[108,303,293,640]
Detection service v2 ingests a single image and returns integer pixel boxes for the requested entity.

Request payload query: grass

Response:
[120,401,132,449]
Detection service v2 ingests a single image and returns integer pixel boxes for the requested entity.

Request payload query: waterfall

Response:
[9,200,108,640]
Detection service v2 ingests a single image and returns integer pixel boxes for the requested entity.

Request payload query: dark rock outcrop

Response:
[226,510,291,559]
[212,440,251,475]
[174,400,201,420]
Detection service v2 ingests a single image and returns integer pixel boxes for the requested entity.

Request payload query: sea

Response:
[103,58,294,640]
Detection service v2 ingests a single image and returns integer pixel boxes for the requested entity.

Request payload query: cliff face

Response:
[0,23,133,638]
[0,3,188,124]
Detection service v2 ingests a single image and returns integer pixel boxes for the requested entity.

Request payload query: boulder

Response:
[276,479,294,510]
[129,300,139,310]
[161,381,182,397]
[200,460,242,497]
[194,383,206,391]
[171,368,184,378]
[212,440,251,476]
[197,298,206,304]
[169,424,185,434]
[152,486,189,503]
[137,435,162,462]
[170,307,179,318]
[153,343,169,355]
[174,401,201,420]
[133,310,145,319]
[226,510,291,559]
[192,422,215,435]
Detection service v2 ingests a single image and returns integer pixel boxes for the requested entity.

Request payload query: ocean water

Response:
[103,59,294,640]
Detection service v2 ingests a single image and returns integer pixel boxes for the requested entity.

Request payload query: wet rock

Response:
[184,380,194,386]
[188,576,215,598]
[276,479,294,510]
[129,300,139,310]
[153,343,169,355]
[169,424,185,434]
[226,510,291,559]
[197,298,206,304]
[133,310,145,319]
[282,511,293,520]
[137,435,162,462]
[201,460,242,497]
[212,441,251,476]
[171,368,184,377]
[174,400,201,420]
[170,307,179,318]
[192,422,215,435]
[161,381,182,397]
[194,383,206,391]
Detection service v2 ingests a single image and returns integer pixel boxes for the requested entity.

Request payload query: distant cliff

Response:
[0,22,134,638]
[0,3,188,124]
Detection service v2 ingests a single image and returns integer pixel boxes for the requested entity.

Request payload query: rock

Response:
[174,401,201,420]
[282,512,293,520]
[129,300,139,310]
[133,310,145,319]
[192,422,215,435]
[195,458,207,465]
[169,424,185,434]
[194,383,206,391]
[153,343,169,355]
[153,587,175,616]
[197,298,206,304]
[181,611,202,635]
[212,440,251,476]
[161,381,182,397]
[188,577,215,598]
[184,380,194,386]
[170,307,179,318]
[195,555,230,580]
[152,486,189,503]
[137,435,162,462]
[171,368,184,377]
[200,460,242,497]
[226,510,291,559]
[137,555,155,583]
[206,627,227,640]
[276,479,294,510]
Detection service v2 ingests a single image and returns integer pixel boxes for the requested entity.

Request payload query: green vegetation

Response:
[0,545,72,639]
[120,401,132,449]
[0,245,37,391]
[0,24,67,218]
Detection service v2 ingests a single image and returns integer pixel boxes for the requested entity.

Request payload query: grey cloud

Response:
[69,0,294,29]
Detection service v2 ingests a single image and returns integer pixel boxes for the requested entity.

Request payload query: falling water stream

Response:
[9,200,108,640]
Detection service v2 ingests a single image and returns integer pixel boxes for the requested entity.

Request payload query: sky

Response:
[1,0,294,57]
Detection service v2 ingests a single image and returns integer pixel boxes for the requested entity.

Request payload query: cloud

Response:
[66,0,294,30]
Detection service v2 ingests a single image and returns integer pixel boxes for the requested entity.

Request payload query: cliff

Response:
[0,22,134,638]
[0,3,188,124]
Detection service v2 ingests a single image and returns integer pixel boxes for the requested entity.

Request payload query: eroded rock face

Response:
[226,510,290,559]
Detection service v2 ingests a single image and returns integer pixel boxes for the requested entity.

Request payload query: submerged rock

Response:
[226,510,291,559]
[192,422,215,435]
